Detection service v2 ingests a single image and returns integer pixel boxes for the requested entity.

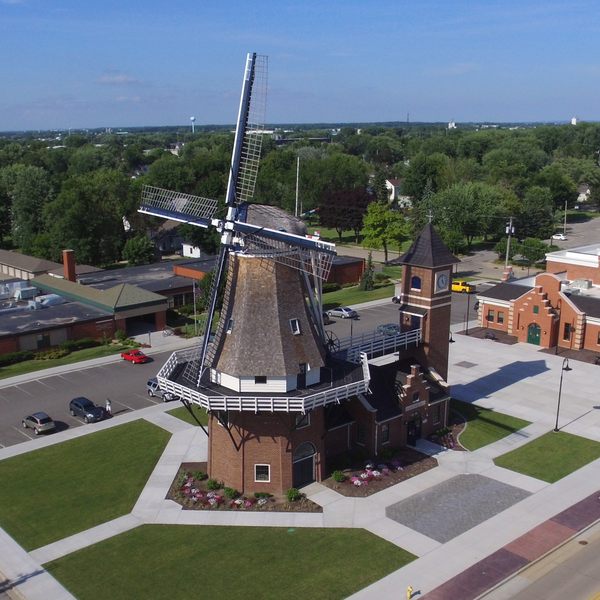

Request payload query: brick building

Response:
[157,219,457,495]
[476,243,600,352]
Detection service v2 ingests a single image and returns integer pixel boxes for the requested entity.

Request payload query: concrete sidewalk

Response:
[1,322,600,599]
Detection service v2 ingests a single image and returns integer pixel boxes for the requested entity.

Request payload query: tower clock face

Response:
[435,270,450,293]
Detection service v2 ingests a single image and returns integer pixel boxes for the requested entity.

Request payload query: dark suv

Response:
[69,397,105,423]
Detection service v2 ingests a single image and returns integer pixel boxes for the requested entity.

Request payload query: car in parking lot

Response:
[552,233,567,241]
[327,307,358,319]
[121,349,151,364]
[147,378,179,402]
[376,323,402,336]
[451,280,476,293]
[22,412,56,435]
[69,397,105,423]
[322,312,334,325]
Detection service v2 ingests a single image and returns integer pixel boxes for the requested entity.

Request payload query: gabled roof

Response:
[388,223,459,268]
[31,274,166,313]
[0,249,60,274]
[477,282,531,302]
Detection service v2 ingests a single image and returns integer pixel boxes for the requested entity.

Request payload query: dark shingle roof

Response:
[388,223,459,268]
[477,282,530,302]
[569,294,600,318]
[0,249,60,274]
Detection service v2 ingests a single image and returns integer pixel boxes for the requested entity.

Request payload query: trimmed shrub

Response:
[379,447,395,460]
[0,350,35,367]
[373,272,389,283]
[253,492,273,499]
[59,338,101,352]
[115,329,128,342]
[192,470,208,481]
[286,487,302,502]
[34,348,69,360]
[322,282,341,293]
[332,470,346,483]
[206,478,221,491]
[223,487,239,499]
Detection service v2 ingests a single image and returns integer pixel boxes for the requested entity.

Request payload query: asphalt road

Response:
[0,286,493,449]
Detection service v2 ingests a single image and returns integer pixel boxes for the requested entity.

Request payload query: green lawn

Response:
[0,421,170,550]
[451,399,530,451]
[167,405,209,426]
[381,265,403,280]
[323,283,395,309]
[0,343,133,380]
[45,524,415,600]
[494,431,600,483]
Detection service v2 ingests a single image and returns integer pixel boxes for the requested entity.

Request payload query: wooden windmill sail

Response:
[138,53,336,393]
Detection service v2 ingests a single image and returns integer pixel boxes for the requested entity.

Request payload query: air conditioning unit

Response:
[571,279,592,290]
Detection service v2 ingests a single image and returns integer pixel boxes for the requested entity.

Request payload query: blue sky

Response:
[1,0,599,131]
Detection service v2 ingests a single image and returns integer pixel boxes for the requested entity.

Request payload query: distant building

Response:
[385,179,413,209]
[448,121,457,129]
[475,242,600,352]
[571,117,578,126]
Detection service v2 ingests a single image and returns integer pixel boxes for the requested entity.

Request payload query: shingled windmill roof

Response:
[389,223,459,268]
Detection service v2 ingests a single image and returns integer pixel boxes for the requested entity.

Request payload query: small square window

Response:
[533,305,539,314]
[255,376,267,384]
[254,464,270,482]
[497,311,504,324]
[295,413,310,429]
[226,318,234,333]
[563,323,571,341]
[381,423,390,444]
[487,310,495,322]
[289,318,301,335]
[412,391,420,403]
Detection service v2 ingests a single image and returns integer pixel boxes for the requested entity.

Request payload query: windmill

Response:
[139,54,341,392]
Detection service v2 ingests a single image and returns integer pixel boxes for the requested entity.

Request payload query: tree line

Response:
[1,121,599,267]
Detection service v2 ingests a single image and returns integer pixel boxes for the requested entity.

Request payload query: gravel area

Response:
[385,474,531,543]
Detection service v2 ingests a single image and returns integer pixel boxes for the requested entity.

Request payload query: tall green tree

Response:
[362,201,407,263]
[122,235,156,266]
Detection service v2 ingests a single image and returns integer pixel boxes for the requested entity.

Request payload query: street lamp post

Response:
[553,358,572,432]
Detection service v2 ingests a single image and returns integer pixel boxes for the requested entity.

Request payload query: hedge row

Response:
[0,338,102,368]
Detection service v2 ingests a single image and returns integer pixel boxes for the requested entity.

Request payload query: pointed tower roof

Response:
[390,223,459,268]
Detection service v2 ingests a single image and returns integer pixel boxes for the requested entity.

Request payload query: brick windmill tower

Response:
[139,54,370,495]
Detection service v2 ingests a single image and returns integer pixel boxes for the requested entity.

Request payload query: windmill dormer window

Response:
[226,318,234,333]
[410,276,422,290]
[289,318,301,335]
[255,376,267,384]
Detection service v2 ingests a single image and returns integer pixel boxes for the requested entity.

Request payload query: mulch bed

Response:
[167,462,322,512]
[321,448,438,497]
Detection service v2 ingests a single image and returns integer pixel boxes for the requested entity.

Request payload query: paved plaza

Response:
[1,315,600,599]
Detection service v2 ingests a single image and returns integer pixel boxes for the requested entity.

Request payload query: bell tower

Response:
[391,223,459,380]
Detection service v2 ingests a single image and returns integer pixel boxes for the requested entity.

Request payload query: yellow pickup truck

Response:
[451,280,476,293]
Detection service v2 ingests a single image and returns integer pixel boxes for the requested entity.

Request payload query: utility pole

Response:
[563,200,568,236]
[295,156,300,217]
[505,217,515,269]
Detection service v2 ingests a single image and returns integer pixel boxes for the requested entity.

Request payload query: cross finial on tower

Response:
[427,209,434,223]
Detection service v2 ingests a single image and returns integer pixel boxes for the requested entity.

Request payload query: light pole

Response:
[553,358,572,432]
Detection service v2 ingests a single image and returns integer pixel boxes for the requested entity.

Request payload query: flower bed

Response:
[167,463,322,512]
[322,449,438,497]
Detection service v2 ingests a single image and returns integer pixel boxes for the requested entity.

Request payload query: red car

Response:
[121,349,151,364]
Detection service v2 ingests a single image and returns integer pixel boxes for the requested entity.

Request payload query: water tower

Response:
[190,116,196,133]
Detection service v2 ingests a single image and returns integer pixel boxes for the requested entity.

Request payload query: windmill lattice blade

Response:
[244,232,334,281]
[140,185,219,224]
[236,54,268,204]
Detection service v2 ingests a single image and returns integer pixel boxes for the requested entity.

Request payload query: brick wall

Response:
[546,261,600,285]
[0,337,18,353]
[327,260,365,285]
[208,408,326,495]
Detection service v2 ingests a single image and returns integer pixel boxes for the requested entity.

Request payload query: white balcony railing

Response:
[156,351,370,413]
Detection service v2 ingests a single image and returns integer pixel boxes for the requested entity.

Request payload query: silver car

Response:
[22,412,56,435]
[327,307,358,319]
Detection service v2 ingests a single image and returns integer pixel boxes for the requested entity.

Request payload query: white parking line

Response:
[12,426,33,440]
[13,385,35,398]
[35,379,57,390]
[114,400,136,412]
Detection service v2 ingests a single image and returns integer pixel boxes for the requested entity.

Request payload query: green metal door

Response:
[527,323,541,345]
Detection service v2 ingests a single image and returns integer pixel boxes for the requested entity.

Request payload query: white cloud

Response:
[98,71,141,85]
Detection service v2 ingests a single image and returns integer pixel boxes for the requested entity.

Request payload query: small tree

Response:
[362,201,407,263]
[122,235,155,266]
[359,251,375,291]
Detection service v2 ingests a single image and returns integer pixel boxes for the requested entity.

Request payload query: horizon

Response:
[1,0,598,131]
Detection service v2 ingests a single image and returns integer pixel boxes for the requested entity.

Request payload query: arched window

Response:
[293,442,316,461]
[410,276,422,290]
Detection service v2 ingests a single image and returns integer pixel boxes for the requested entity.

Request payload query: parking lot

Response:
[0,285,492,448]
[0,350,174,448]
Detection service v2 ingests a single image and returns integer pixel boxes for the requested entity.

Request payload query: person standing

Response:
[105,398,112,417]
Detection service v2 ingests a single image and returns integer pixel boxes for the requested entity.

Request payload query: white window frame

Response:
[289,318,301,335]
[254,464,270,482]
